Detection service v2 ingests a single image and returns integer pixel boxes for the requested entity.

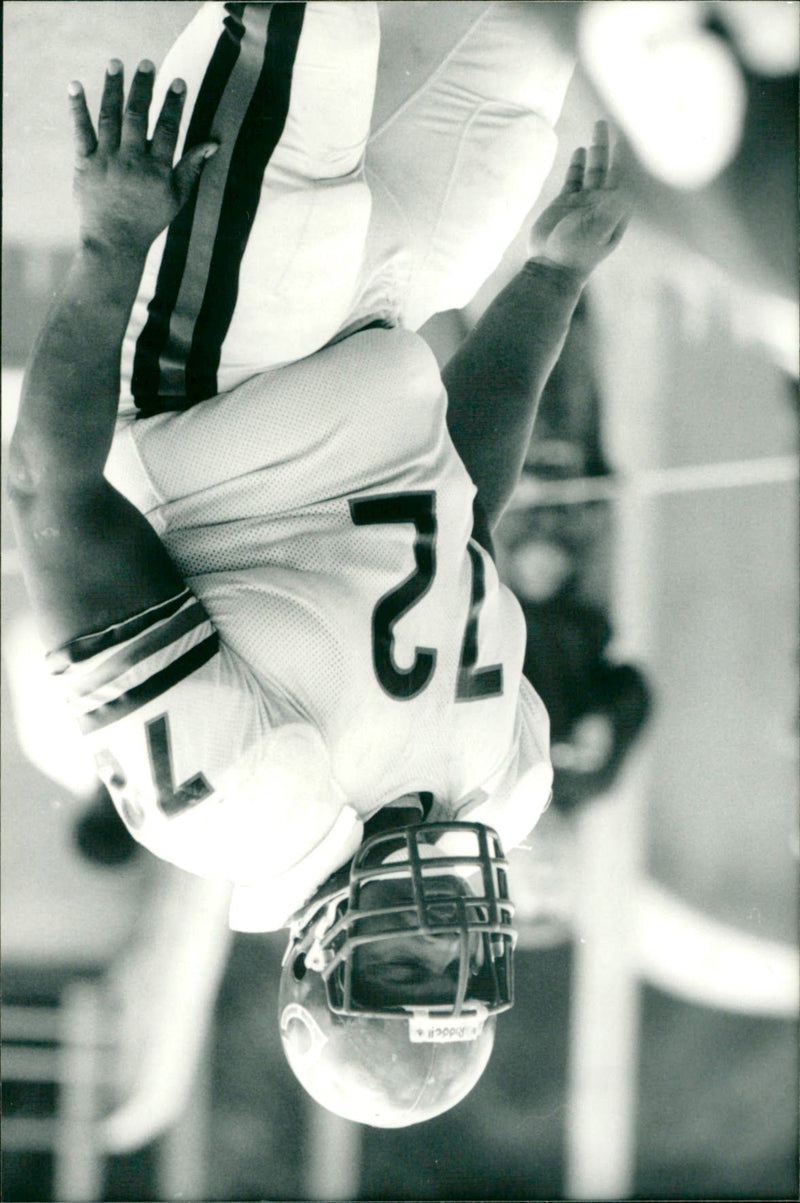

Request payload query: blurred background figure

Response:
[2,2,797,1201]
[498,295,652,816]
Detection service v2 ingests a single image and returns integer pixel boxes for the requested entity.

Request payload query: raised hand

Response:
[528,120,630,278]
[69,59,217,255]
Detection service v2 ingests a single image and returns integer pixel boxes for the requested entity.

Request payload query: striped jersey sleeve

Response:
[45,589,280,884]
[46,590,219,736]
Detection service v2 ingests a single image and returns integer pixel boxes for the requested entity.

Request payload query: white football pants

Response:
[120,1,573,413]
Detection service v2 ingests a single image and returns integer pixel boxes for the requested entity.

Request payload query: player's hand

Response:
[528,121,630,279]
[69,59,217,256]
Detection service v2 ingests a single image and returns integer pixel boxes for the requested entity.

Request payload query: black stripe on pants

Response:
[132,5,247,414]
[184,2,306,406]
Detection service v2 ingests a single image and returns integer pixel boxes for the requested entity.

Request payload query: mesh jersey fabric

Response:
[48,589,361,900]
[91,327,553,925]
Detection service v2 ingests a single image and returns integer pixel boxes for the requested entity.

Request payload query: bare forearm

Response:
[4,62,213,651]
[7,240,188,649]
[10,240,147,491]
[443,260,586,526]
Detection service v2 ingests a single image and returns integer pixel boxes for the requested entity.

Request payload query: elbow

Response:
[5,426,69,508]
[6,432,42,506]
[4,437,63,552]
[7,425,98,508]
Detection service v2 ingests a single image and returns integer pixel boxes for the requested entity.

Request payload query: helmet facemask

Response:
[292,822,517,1024]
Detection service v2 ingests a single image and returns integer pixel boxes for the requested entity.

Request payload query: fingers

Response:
[150,78,187,166]
[562,146,586,194]
[604,130,632,191]
[97,59,124,152]
[121,59,155,153]
[585,119,609,189]
[68,81,97,159]
[172,142,218,207]
[561,120,618,194]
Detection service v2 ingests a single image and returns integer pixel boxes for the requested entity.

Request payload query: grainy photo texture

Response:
[2,3,797,1200]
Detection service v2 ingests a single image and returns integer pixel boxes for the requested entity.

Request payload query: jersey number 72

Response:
[350,491,503,702]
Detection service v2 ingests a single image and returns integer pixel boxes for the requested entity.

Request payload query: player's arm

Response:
[443,122,630,531]
[6,61,216,649]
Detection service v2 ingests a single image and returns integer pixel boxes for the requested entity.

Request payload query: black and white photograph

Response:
[2,2,797,1200]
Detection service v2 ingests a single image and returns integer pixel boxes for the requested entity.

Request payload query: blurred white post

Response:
[564,468,649,1201]
[564,405,653,1198]
[305,1106,362,1200]
[158,1038,212,1202]
[55,981,105,1203]
[565,769,645,1200]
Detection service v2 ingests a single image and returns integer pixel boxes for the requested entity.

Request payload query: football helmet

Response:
[278,821,517,1127]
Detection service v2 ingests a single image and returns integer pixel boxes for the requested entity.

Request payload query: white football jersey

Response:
[58,327,552,928]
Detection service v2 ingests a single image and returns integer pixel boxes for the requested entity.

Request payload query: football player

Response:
[8,2,629,1126]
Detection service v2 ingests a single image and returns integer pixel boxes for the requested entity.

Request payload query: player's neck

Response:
[363,793,431,839]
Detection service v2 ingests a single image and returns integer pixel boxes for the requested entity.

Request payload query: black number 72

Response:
[350,491,503,702]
